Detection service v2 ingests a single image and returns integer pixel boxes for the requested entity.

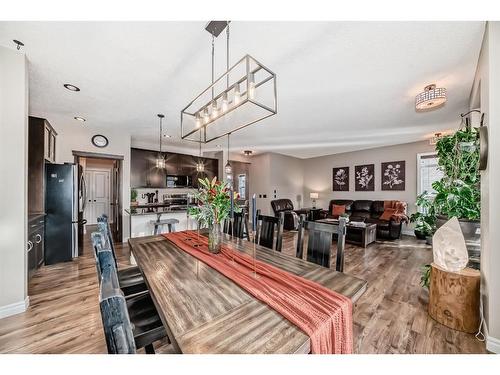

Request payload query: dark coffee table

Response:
[295,207,323,221]
[316,219,377,248]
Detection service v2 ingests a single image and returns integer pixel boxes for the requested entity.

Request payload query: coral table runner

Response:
[162,230,353,354]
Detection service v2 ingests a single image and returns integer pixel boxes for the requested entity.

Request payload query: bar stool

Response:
[150,218,179,235]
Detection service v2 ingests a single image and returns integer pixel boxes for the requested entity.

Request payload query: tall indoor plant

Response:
[432,124,481,268]
[410,191,436,243]
[188,177,240,253]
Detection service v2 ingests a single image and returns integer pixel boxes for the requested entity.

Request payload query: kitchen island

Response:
[125,206,196,238]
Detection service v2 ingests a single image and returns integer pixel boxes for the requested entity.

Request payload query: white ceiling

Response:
[0,21,485,158]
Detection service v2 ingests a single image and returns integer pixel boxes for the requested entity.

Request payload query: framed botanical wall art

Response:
[355,164,375,191]
[332,167,349,191]
[381,160,406,191]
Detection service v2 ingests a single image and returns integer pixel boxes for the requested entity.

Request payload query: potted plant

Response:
[130,189,138,206]
[188,177,240,253]
[410,191,436,243]
[432,125,481,268]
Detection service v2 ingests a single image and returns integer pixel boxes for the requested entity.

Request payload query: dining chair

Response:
[99,264,169,354]
[96,216,147,297]
[255,210,284,251]
[297,217,347,271]
[223,211,251,240]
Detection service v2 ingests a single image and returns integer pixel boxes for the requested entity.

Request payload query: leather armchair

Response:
[270,199,299,230]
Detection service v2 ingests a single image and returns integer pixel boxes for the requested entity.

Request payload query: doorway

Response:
[73,151,123,251]
[85,165,112,225]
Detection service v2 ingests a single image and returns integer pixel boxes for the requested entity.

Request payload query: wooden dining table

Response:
[128,232,367,354]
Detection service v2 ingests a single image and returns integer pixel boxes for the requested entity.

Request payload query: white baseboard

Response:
[0,296,29,319]
[486,334,500,354]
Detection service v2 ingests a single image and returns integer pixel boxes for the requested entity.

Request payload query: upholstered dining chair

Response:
[99,263,169,354]
[96,216,147,297]
[296,217,347,272]
[255,210,285,251]
[223,211,251,240]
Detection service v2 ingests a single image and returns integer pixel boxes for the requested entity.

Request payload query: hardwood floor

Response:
[0,230,487,354]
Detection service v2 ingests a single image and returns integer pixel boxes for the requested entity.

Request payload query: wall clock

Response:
[91,134,109,148]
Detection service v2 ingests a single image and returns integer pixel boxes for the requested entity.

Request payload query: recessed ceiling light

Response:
[74,116,86,122]
[163,134,171,138]
[64,84,80,92]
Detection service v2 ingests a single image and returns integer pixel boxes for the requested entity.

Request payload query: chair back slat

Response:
[99,266,136,354]
[255,210,284,251]
[97,215,118,267]
[295,214,307,258]
[223,211,249,239]
[300,217,347,271]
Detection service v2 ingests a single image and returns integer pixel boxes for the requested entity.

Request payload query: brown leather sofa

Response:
[320,199,406,240]
[270,199,300,230]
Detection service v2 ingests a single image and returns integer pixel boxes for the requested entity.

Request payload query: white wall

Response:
[0,46,29,318]
[269,153,305,209]
[470,21,500,353]
[50,120,132,241]
[249,153,272,215]
[302,141,435,219]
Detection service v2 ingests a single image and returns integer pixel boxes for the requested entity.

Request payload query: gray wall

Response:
[470,21,500,353]
[0,46,28,317]
[302,141,435,219]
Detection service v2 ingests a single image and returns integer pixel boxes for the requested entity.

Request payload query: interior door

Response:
[84,169,111,225]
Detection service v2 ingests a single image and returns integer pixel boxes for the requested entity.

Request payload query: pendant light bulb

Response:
[234,83,241,105]
[225,160,232,175]
[248,73,256,100]
[211,100,218,119]
[195,112,202,128]
[203,107,210,124]
[222,91,229,112]
[156,114,166,169]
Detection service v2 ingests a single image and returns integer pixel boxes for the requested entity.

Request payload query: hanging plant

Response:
[432,125,480,220]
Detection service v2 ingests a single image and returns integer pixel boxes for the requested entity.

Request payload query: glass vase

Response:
[208,222,222,254]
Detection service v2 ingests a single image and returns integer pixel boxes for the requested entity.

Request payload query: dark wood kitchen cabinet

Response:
[131,147,218,188]
[131,148,152,188]
[29,117,57,214]
[27,117,56,276]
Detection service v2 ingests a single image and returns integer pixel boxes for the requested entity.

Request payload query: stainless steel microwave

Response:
[166,175,192,188]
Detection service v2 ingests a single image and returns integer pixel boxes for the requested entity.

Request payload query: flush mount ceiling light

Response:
[74,116,86,122]
[415,84,447,111]
[13,39,24,50]
[64,83,80,92]
[155,114,166,169]
[429,132,443,145]
[181,21,277,143]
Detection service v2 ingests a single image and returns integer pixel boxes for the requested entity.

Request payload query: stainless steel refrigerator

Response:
[45,163,85,264]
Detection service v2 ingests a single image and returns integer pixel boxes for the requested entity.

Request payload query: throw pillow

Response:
[379,208,396,221]
[331,204,346,218]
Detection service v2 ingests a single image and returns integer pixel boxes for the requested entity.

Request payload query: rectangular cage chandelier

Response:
[181,22,277,144]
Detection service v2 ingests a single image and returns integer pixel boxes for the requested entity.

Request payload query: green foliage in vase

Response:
[188,177,241,227]
[131,188,138,202]
[432,127,481,221]
[410,191,436,236]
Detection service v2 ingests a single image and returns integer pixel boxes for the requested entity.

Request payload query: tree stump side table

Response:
[428,263,481,333]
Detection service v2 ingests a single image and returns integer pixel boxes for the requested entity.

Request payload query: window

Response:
[238,174,246,199]
[417,152,444,197]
